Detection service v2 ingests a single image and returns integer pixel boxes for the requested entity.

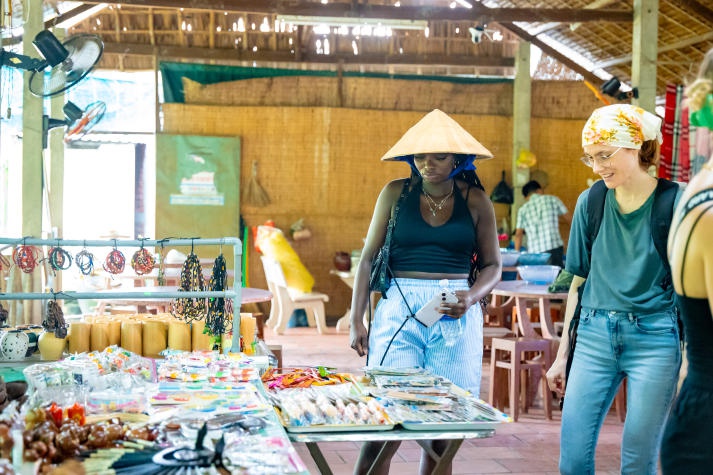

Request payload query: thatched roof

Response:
[5,1,713,103]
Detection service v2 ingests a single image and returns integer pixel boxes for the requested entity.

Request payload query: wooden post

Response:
[631,0,659,112]
[21,0,44,324]
[511,41,532,233]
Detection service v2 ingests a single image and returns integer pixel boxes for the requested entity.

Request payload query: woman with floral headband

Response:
[660,47,713,473]
[545,104,683,474]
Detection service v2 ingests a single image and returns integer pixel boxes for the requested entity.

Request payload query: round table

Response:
[490,280,567,340]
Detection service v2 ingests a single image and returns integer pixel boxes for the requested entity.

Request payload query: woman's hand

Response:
[546,355,568,396]
[350,320,369,357]
[439,291,476,319]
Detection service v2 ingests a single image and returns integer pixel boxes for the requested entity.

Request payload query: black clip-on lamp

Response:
[601,77,639,101]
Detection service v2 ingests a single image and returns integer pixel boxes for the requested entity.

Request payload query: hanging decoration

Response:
[75,247,95,276]
[242,161,271,207]
[47,245,72,272]
[660,84,691,182]
[516,150,537,169]
[44,299,67,339]
[12,244,40,274]
[131,241,156,276]
[170,247,206,323]
[103,242,126,274]
[205,253,228,337]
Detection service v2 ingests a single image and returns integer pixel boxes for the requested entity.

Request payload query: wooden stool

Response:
[268,344,283,369]
[483,326,515,353]
[489,337,553,422]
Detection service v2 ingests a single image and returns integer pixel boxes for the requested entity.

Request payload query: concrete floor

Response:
[263,325,626,475]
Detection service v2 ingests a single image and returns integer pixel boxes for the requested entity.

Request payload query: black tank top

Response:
[677,295,713,388]
[390,181,476,274]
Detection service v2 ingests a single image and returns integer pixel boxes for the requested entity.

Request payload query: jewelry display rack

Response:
[0,237,242,353]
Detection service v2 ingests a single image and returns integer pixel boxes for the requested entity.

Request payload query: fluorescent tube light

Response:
[277,14,427,30]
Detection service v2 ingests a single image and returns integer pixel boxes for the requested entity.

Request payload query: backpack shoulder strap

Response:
[585,180,609,263]
[651,178,678,287]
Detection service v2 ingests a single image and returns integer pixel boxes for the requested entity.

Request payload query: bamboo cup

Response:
[191,320,213,351]
[120,321,143,355]
[90,321,110,352]
[239,314,257,355]
[167,321,191,351]
[106,319,122,346]
[68,321,91,354]
[143,320,168,358]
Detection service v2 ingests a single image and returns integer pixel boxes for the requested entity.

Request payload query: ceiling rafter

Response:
[500,22,600,85]
[594,31,713,69]
[78,1,633,23]
[3,4,101,46]
[103,41,516,68]
[677,0,713,24]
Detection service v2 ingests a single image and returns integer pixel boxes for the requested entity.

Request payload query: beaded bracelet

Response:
[131,244,156,276]
[48,245,73,271]
[75,247,95,276]
[103,241,126,275]
[12,244,41,274]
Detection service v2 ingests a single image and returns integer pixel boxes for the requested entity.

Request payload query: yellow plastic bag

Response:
[256,225,315,293]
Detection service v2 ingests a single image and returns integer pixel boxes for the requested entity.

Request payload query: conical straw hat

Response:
[381,109,493,161]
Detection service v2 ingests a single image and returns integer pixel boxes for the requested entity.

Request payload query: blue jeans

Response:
[560,307,681,475]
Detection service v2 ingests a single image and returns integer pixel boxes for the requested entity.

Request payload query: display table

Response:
[289,427,494,475]
[490,280,567,339]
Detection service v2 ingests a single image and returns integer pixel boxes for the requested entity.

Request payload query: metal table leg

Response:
[366,441,401,475]
[416,439,464,475]
[305,442,333,475]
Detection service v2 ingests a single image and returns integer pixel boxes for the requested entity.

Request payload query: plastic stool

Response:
[489,336,553,421]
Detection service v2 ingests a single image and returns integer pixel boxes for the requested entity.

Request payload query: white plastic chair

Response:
[260,256,329,334]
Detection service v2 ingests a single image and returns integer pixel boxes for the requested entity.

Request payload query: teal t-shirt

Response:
[565,187,676,314]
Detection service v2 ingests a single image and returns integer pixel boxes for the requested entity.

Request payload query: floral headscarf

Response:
[582,104,663,149]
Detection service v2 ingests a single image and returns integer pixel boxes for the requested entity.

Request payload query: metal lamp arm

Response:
[0,48,47,71]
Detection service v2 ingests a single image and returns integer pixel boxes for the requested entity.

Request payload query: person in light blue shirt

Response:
[514,180,570,267]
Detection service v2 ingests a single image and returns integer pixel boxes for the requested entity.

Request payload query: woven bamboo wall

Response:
[162,105,519,317]
[182,76,602,118]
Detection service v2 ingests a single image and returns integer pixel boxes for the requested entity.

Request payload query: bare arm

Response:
[463,186,502,307]
[349,179,406,357]
[546,274,586,395]
[513,228,525,252]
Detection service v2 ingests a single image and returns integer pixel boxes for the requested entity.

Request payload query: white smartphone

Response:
[414,289,458,327]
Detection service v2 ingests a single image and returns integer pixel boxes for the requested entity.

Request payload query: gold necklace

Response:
[422,188,453,216]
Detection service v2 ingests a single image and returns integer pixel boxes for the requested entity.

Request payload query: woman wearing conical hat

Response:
[349,109,502,474]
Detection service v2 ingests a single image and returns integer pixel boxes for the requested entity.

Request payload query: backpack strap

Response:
[651,178,678,289]
[585,179,608,267]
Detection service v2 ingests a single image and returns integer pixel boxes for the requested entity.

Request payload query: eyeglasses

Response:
[580,147,623,168]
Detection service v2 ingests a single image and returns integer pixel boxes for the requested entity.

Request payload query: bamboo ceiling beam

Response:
[3,3,102,46]
[102,41,516,67]
[677,0,713,24]
[594,30,713,69]
[149,8,156,46]
[79,1,633,23]
[500,22,601,85]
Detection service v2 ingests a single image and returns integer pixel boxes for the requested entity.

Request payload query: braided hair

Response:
[406,153,485,191]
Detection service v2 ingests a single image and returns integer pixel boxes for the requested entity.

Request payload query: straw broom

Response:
[242,161,271,207]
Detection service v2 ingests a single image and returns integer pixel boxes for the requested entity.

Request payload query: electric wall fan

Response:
[42,100,106,148]
[0,30,103,97]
